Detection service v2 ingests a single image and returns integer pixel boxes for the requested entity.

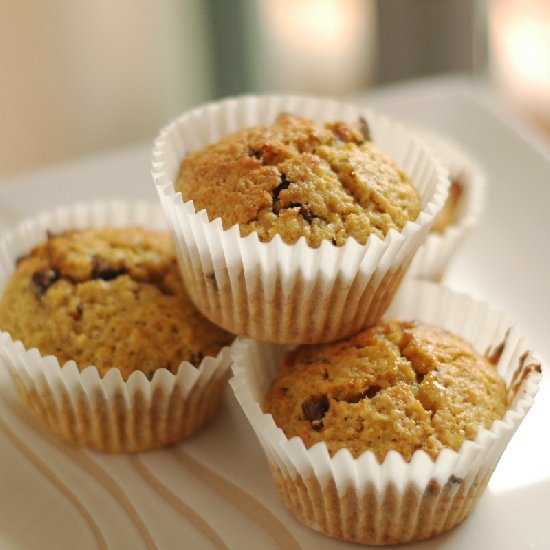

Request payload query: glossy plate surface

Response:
[0,79,548,549]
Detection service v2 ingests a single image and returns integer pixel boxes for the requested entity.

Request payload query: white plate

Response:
[0,79,548,549]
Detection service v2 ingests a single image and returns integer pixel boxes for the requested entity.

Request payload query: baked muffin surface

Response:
[264,319,506,462]
[177,113,421,247]
[0,227,234,379]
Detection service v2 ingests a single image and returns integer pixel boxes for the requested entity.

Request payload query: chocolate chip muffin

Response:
[0,226,234,380]
[177,113,421,247]
[264,319,506,462]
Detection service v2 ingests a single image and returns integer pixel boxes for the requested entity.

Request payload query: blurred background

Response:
[1,0,549,177]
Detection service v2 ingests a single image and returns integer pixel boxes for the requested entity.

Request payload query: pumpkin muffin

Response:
[177,113,421,248]
[154,95,449,344]
[264,319,506,462]
[230,279,541,545]
[0,227,233,379]
[0,203,235,452]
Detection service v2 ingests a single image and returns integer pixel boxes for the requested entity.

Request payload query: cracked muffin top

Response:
[0,227,234,379]
[263,319,506,462]
[177,113,421,247]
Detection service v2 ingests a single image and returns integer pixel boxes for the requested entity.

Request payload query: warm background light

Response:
[258,0,376,94]
[490,0,550,127]
[0,0,211,177]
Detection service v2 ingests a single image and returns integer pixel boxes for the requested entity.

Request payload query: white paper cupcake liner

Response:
[407,130,487,281]
[229,280,542,545]
[0,200,233,452]
[152,95,450,344]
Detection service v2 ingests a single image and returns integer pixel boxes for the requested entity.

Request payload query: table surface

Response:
[0,77,549,550]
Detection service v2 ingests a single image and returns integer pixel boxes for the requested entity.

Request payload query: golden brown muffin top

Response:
[0,227,234,380]
[177,113,421,247]
[264,320,506,462]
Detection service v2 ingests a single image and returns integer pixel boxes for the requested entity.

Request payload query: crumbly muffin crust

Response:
[177,113,421,247]
[0,227,234,379]
[264,320,506,462]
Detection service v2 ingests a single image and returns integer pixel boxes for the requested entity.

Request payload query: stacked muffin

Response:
[151,96,541,545]
[0,203,235,452]
[0,96,541,544]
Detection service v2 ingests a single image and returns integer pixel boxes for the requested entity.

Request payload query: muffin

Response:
[264,320,506,463]
[407,131,486,281]
[230,280,541,545]
[177,113,421,248]
[0,201,234,452]
[153,95,449,344]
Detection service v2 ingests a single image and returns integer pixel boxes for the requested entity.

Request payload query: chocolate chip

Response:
[311,420,324,431]
[298,204,314,223]
[248,148,262,160]
[331,239,338,246]
[425,481,437,496]
[416,372,425,384]
[286,203,315,223]
[359,116,371,141]
[91,255,125,281]
[272,173,291,213]
[30,268,58,296]
[448,474,463,484]
[302,395,329,422]
[365,385,381,399]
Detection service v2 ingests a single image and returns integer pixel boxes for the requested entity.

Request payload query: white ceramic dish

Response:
[0,79,548,549]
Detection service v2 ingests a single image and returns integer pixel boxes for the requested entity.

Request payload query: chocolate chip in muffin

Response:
[248,148,262,160]
[178,113,420,248]
[298,204,314,224]
[91,255,125,281]
[30,268,58,296]
[272,173,291,214]
[265,320,507,462]
[365,385,382,399]
[302,394,330,422]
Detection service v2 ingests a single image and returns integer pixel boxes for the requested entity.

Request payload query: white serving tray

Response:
[0,78,548,549]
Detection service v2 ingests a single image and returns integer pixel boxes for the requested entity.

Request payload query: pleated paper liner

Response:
[229,280,542,545]
[408,130,487,281]
[0,200,233,452]
[152,95,450,344]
